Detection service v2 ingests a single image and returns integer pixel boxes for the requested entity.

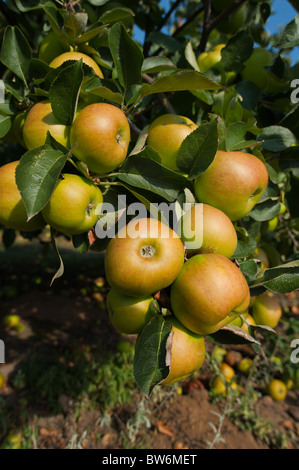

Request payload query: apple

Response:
[240,313,256,334]
[211,345,227,364]
[180,203,238,258]
[0,373,5,390]
[146,114,198,172]
[38,31,66,64]
[23,101,70,150]
[161,316,205,386]
[220,362,235,382]
[2,314,20,328]
[252,292,282,328]
[70,103,130,174]
[0,161,45,231]
[197,43,225,73]
[104,217,185,297]
[267,379,287,401]
[42,173,103,235]
[49,51,104,78]
[106,288,153,335]
[267,216,278,232]
[193,150,269,221]
[253,247,270,271]
[170,253,250,335]
[241,48,284,93]
[237,358,253,375]
[217,5,246,35]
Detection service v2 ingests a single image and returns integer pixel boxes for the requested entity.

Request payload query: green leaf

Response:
[99,6,134,24]
[49,60,84,125]
[209,324,261,346]
[233,238,257,259]
[75,24,107,45]
[250,260,299,294]
[63,12,88,43]
[176,121,218,179]
[108,22,143,88]
[221,30,253,74]
[0,26,31,86]
[117,156,192,203]
[15,145,68,220]
[84,77,123,105]
[146,32,181,53]
[141,57,177,74]
[250,199,281,222]
[275,15,299,49]
[50,227,64,287]
[72,233,89,253]
[133,316,172,397]
[0,115,12,138]
[257,126,296,151]
[43,3,70,50]
[138,70,221,102]
[239,259,261,284]
[226,122,258,151]
[184,41,200,72]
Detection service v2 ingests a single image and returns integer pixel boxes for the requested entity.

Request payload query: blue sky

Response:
[134,0,298,64]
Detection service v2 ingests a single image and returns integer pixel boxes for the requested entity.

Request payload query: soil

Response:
[0,236,299,450]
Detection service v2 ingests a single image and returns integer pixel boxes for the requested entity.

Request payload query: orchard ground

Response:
[1,234,299,450]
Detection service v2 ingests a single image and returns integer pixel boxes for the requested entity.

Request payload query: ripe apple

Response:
[241,48,284,93]
[23,101,70,150]
[50,51,103,78]
[193,150,269,221]
[0,161,45,231]
[267,216,278,232]
[170,253,250,335]
[70,103,130,174]
[220,362,235,382]
[267,379,287,401]
[251,292,282,328]
[180,203,238,258]
[146,114,198,172]
[161,316,205,386]
[106,288,153,335]
[42,173,103,235]
[105,218,185,297]
[38,31,66,64]
[210,376,239,396]
[2,314,20,328]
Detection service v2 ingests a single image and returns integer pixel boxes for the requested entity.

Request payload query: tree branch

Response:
[157,0,183,31]
[199,0,248,52]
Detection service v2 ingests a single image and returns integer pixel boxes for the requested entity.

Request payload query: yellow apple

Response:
[193,150,269,221]
[70,103,130,174]
[170,253,250,335]
[50,51,103,78]
[180,203,238,258]
[252,292,282,328]
[105,218,185,297]
[161,316,205,386]
[42,173,103,235]
[147,114,198,172]
[106,288,153,334]
[23,101,70,150]
[0,161,45,231]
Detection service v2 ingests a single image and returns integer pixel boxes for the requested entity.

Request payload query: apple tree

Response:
[0,0,299,397]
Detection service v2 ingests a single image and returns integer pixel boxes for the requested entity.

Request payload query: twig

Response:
[156,0,183,31]
[199,0,248,52]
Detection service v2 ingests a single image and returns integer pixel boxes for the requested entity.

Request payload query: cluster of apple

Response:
[0,47,273,387]
[104,111,271,385]
[0,51,133,235]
